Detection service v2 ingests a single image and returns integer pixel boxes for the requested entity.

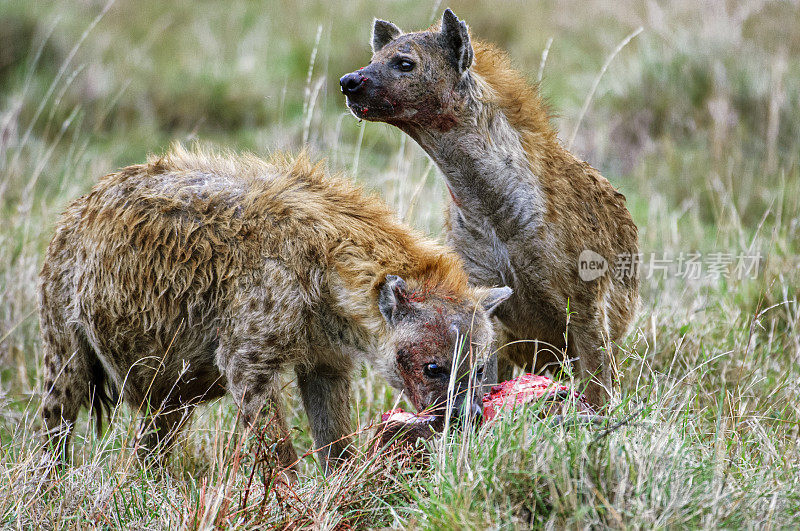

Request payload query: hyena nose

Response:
[339,72,366,95]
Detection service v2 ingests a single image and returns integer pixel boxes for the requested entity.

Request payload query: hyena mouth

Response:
[346,98,395,120]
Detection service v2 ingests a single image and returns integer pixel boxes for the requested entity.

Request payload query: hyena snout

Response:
[339,72,366,95]
[425,379,484,428]
[340,66,401,120]
[451,388,484,426]
[440,390,483,432]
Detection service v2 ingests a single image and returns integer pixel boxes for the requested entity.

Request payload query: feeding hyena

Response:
[340,9,639,408]
[38,146,511,474]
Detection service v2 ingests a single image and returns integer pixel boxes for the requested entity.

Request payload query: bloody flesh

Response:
[482,373,595,420]
[375,374,596,449]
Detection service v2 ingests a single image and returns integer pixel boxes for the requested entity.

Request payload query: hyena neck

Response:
[400,77,551,239]
[329,233,467,346]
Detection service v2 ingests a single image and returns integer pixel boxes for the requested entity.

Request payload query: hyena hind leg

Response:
[40,328,113,460]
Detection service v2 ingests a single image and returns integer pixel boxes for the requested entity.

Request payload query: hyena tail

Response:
[88,346,118,437]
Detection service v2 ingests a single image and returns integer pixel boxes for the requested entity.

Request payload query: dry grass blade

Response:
[567,26,643,150]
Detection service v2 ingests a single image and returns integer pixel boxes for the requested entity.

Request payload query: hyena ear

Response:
[481,286,512,316]
[372,19,402,52]
[440,8,473,74]
[379,274,411,325]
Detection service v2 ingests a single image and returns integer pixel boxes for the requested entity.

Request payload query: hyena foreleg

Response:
[221,343,300,479]
[569,320,616,410]
[296,359,354,474]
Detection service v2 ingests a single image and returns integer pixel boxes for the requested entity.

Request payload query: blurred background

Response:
[1,1,799,526]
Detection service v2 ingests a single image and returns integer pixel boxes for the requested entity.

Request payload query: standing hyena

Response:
[340,10,639,408]
[38,146,511,473]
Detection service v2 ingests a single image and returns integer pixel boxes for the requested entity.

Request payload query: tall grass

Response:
[1,0,798,527]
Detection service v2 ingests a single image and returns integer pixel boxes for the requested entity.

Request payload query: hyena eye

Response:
[423,362,448,379]
[396,59,415,72]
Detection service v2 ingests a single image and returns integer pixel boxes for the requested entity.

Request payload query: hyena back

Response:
[340,10,640,408]
[38,146,511,472]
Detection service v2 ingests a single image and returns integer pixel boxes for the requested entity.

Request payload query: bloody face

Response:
[339,31,464,131]
[393,299,485,425]
[378,275,510,427]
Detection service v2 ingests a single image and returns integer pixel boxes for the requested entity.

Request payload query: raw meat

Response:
[482,374,595,421]
[374,374,596,449]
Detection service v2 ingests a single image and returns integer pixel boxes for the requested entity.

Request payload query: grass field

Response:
[1,0,799,528]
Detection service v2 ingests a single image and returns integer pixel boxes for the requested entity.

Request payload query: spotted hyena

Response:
[38,146,511,474]
[340,10,639,408]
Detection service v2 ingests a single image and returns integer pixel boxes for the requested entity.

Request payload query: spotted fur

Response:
[341,10,640,408]
[38,145,511,472]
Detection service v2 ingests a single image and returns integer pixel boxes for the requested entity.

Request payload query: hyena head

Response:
[339,9,473,132]
[377,274,511,426]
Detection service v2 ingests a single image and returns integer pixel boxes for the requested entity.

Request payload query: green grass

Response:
[1,0,799,528]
